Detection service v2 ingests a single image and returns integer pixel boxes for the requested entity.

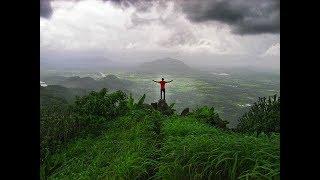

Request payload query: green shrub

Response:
[40,88,130,162]
[71,88,128,119]
[191,106,229,129]
[237,94,280,135]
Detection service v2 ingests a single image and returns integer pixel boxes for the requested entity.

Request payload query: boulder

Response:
[143,103,153,110]
[215,120,229,129]
[157,99,168,111]
[180,108,189,116]
[150,99,174,116]
[151,102,158,109]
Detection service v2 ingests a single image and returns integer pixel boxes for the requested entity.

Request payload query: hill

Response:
[40,89,280,179]
[137,58,198,75]
[99,74,133,90]
[40,85,87,106]
[41,74,133,91]
[41,75,67,85]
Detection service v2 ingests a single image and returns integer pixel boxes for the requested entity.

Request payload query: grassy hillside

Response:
[40,85,88,106]
[41,74,133,91]
[158,117,279,179]
[40,89,280,179]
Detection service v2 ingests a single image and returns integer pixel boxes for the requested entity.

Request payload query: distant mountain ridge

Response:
[42,74,133,91]
[137,58,197,74]
[40,85,88,106]
[40,74,133,106]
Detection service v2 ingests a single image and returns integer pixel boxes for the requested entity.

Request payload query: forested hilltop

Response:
[40,88,280,179]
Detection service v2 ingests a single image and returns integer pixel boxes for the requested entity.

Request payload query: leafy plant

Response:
[40,88,129,163]
[127,93,135,110]
[71,88,128,119]
[169,103,175,109]
[237,94,280,135]
[137,94,146,108]
[191,106,229,129]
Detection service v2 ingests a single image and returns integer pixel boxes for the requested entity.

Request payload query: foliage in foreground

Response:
[158,117,279,179]
[190,106,229,129]
[41,109,163,179]
[237,94,280,135]
[41,114,279,180]
[41,88,130,162]
[40,89,280,179]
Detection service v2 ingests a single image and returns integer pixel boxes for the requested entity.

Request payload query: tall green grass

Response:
[41,109,163,179]
[156,116,280,180]
[42,114,279,180]
[41,90,280,180]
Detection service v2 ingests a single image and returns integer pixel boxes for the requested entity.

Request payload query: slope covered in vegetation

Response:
[40,89,280,179]
[41,75,132,91]
[40,85,88,106]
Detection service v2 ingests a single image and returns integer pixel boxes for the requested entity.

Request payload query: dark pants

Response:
[160,89,165,100]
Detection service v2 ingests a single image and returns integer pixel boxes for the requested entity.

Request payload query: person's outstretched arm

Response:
[153,80,160,83]
[166,80,173,83]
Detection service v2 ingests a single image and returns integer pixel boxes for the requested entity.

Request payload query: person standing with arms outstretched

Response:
[153,78,173,100]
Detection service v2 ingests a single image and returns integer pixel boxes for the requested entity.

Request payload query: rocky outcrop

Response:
[151,102,158,109]
[142,103,154,110]
[215,120,229,129]
[150,99,175,116]
[180,108,190,116]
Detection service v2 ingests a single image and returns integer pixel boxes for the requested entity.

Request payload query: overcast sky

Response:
[40,0,280,70]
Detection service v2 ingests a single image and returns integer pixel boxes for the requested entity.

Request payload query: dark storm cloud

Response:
[178,0,279,34]
[40,0,53,18]
[39,0,155,18]
[40,0,279,34]
[108,0,168,12]
[107,0,280,34]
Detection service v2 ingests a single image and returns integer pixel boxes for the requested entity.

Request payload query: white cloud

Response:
[40,0,280,68]
[262,42,280,56]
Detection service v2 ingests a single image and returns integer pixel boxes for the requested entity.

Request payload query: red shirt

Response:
[159,80,166,90]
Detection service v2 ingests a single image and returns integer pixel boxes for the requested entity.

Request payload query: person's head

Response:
[162,78,164,81]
